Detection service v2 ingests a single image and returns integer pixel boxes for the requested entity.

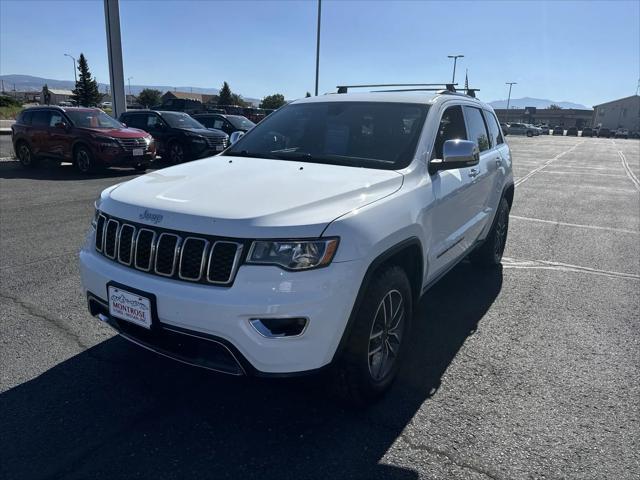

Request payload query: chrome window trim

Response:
[134,228,157,272]
[95,214,108,252]
[154,233,182,277]
[117,224,136,266]
[207,241,244,285]
[104,219,120,259]
[178,237,209,281]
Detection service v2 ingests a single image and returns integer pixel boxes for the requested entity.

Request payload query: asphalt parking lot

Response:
[1,136,639,479]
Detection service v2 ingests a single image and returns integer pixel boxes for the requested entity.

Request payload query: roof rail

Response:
[336,83,457,94]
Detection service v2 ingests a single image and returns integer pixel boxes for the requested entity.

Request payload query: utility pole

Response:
[314,0,322,96]
[447,54,464,84]
[64,54,77,84]
[505,82,517,123]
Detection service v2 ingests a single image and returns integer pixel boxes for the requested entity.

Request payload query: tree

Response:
[218,81,232,106]
[230,93,250,107]
[70,53,102,107]
[548,104,562,110]
[138,88,162,108]
[305,92,311,98]
[260,93,286,110]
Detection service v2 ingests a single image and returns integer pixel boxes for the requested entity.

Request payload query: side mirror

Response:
[429,139,479,174]
[55,122,68,130]
[229,131,245,145]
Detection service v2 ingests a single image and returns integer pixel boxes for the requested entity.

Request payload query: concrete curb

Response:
[0,128,11,135]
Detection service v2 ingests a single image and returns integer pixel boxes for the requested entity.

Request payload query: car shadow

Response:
[0,262,502,480]
[0,159,158,181]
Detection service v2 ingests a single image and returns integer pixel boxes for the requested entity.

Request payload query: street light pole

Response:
[505,82,517,123]
[314,0,321,96]
[64,53,77,84]
[447,54,464,84]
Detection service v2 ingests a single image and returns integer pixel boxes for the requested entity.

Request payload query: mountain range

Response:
[1,74,591,110]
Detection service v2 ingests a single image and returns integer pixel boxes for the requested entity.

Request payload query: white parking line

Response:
[536,170,627,177]
[514,142,583,187]
[510,214,639,235]
[502,257,640,281]
[619,151,640,191]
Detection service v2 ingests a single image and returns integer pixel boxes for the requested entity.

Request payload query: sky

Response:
[1,0,638,105]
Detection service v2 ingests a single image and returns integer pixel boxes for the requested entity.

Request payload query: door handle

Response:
[468,168,479,178]
[495,158,502,167]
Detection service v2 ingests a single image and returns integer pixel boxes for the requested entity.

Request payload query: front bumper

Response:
[79,245,364,375]
[97,150,156,166]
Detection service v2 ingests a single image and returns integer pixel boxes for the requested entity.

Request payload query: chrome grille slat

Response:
[118,137,148,152]
[94,213,242,286]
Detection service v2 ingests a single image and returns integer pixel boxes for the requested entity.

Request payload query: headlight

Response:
[94,136,120,149]
[91,197,102,228]
[143,136,153,145]
[247,238,339,270]
[186,133,206,143]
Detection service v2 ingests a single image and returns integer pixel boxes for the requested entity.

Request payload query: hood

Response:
[78,127,149,138]
[179,127,227,138]
[101,155,403,238]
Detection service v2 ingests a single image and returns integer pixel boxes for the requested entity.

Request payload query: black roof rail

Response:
[336,83,457,94]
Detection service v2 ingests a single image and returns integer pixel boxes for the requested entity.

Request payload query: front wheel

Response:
[168,142,186,164]
[334,266,412,405]
[470,197,510,267]
[74,145,98,174]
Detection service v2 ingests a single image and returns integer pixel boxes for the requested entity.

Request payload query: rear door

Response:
[30,110,52,156]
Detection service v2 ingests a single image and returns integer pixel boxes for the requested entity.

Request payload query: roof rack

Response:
[336,83,457,94]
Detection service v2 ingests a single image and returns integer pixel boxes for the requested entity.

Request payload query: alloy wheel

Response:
[170,144,184,163]
[19,145,31,166]
[368,289,405,382]
[76,149,91,173]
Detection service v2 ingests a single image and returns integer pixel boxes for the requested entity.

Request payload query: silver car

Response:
[508,123,536,137]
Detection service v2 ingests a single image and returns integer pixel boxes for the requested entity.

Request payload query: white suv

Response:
[80,88,514,403]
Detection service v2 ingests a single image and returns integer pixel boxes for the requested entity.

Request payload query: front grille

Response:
[204,135,228,150]
[118,137,148,152]
[95,213,243,286]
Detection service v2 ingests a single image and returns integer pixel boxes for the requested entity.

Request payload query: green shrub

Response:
[0,95,22,108]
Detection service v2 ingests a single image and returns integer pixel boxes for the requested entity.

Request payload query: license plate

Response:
[215,145,224,151]
[133,148,144,156]
[108,286,152,329]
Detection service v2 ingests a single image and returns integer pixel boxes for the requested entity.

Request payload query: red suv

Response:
[11,106,156,173]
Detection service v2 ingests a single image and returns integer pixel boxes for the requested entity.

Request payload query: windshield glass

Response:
[225,102,428,169]
[161,112,205,129]
[65,110,123,129]
[227,115,256,130]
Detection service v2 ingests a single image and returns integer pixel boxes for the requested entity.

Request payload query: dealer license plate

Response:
[215,145,224,152]
[108,286,152,329]
[133,148,144,156]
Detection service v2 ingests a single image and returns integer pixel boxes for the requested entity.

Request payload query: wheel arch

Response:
[331,237,424,363]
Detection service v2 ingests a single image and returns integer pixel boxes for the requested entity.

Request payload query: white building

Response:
[592,95,640,133]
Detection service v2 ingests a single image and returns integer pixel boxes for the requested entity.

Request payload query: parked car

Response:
[119,110,228,163]
[100,101,112,109]
[597,128,611,138]
[508,123,535,137]
[581,127,594,137]
[539,125,550,135]
[566,127,578,136]
[152,98,206,114]
[500,123,509,135]
[614,128,629,139]
[81,88,514,404]
[11,106,155,173]
[192,113,256,136]
[552,126,564,135]
[526,124,540,136]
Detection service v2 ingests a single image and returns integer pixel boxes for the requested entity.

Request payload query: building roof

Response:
[593,95,639,108]
[163,91,204,101]
[46,88,73,95]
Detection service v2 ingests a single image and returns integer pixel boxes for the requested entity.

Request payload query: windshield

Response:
[225,102,428,170]
[227,115,256,130]
[65,110,123,129]
[161,112,205,129]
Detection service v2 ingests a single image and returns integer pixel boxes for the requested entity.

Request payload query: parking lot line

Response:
[514,141,584,187]
[509,214,639,235]
[536,170,627,177]
[619,151,640,191]
[502,257,640,281]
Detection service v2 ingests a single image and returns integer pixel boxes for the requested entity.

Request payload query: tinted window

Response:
[32,111,51,127]
[161,112,204,129]
[464,106,490,152]
[433,105,467,159]
[19,110,33,125]
[146,114,163,128]
[227,115,255,130]
[484,111,503,147]
[65,110,122,129]
[121,114,144,129]
[49,113,64,127]
[195,116,215,128]
[213,118,225,129]
[226,102,428,170]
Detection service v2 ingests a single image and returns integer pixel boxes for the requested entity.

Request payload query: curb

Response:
[0,129,11,136]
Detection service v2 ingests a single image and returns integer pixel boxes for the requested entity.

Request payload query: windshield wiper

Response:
[227,150,277,159]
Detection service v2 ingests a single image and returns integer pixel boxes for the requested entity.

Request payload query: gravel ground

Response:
[1,136,638,480]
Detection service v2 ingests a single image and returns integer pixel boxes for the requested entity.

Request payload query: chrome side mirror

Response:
[429,139,479,174]
[229,131,245,145]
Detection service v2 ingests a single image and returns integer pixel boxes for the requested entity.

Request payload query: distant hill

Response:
[489,97,590,110]
[0,74,260,105]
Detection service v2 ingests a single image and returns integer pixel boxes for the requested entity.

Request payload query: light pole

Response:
[314,0,321,96]
[127,76,133,105]
[447,54,464,84]
[64,53,77,84]
[505,82,517,123]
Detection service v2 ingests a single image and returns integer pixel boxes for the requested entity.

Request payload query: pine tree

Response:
[71,54,102,107]
[305,92,311,98]
[218,81,232,106]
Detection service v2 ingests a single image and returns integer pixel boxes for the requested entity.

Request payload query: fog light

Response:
[249,317,308,338]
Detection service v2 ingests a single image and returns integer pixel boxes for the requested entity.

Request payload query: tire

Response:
[74,145,98,174]
[334,266,413,406]
[470,197,510,267]
[526,131,533,137]
[168,141,186,164]
[16,141,38,168]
